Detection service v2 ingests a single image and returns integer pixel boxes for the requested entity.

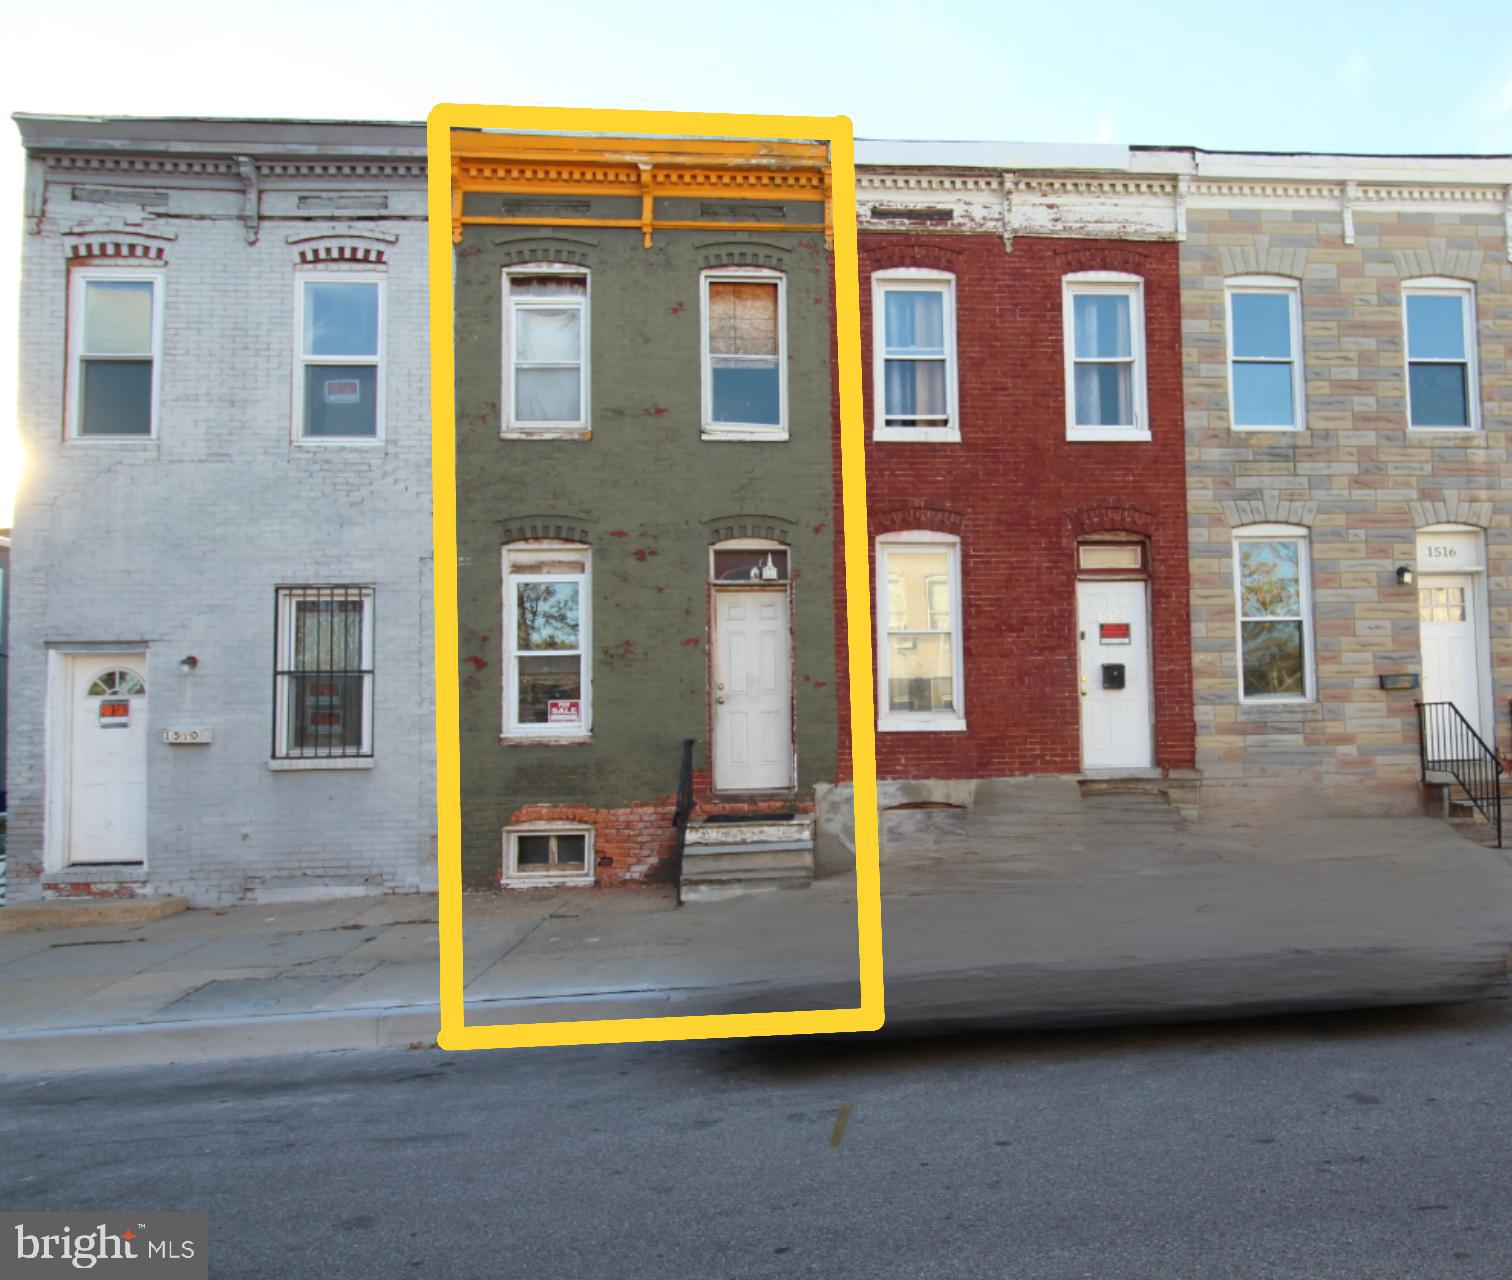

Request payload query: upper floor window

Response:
[1063,272,1148,441]
[296,274,383,441]
[68,270,163,439]
[702,268,786,439]
[504,266,589,435]
[876,531,965,732]
[872,270,958,442]
[1234,526,1313,703]
[504,543,591,739]
[1404,279,1478,431]
[1227,277,1303,431]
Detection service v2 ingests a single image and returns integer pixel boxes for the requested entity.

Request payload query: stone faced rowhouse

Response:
[447,131,841,898]
[1178,151,1512,819]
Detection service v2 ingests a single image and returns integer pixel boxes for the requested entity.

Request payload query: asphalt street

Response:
[4,1001,1512,1279]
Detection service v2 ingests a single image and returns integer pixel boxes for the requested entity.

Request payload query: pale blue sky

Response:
[3,0,1511,518]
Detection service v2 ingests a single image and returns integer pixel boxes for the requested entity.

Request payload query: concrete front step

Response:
[0,896,188,932]
[681,815,815,900]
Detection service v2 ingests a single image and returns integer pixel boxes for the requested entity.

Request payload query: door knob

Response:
[716,696,726,704]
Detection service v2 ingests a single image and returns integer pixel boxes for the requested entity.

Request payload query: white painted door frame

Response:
[1076,578,1154,770]
[710,586,794,794]
[44,646,150,872]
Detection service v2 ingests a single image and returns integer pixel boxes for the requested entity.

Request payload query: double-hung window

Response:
[872,270,958,441]
[702,268,785,438]
[1063,272,1148,441]
[1234,528,1313,702]
[505,267,589,434]
[1404,279,1478,430]
[68,270,163,438]
[273,586,375,760]
[296,274,383,440]
[504,543,591,738]
[1227,277,1304,430]
[876,532,965,731]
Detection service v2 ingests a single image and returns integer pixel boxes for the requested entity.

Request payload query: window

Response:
[1404,279,1478,430]
[274,587,375,758]
[1063,273,1148,441]
[1226,277,1303,430]
[876,533,964,731]
[295,274,383,440]
[504,543,591,738]
[702,269,785,437]
[1234,528,1313,702]
[872,270,958,441]
[504,266,589,434]
[67,270,163,438]
[504,824,594,887]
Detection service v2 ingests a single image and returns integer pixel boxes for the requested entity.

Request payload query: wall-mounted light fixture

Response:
[1396,566,1415,586]
[179,655,200,675]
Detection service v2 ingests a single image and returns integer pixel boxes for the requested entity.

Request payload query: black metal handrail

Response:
[670,738,695,904]
[1417,701,1502,847]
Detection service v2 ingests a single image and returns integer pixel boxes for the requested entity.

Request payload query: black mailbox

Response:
[1102,663,1126,691]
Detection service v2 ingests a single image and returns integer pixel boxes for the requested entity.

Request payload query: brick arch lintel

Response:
[499,515,594,545]
[1067,503,1158,539]
[1056,244,1155,278]
[869,503,967,537]
[863,241,967,275]
[702,514,795,544]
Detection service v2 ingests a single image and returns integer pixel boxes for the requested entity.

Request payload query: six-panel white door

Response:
[67,655,148,864]
[1419,574,1485,739]
[1077,580,1153,770]
[712,590,792,791]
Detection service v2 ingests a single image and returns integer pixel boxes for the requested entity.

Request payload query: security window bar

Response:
[72,274,160,437]
[1405,284,1476,429]
[507,272,588,429]
[273,586,374,758]
[298,278,382,439]
[1227,283,1301,429]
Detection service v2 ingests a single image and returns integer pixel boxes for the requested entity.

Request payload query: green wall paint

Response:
[453,210,838,886]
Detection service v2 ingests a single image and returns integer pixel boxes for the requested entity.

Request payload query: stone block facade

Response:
[1180,167,1512,811]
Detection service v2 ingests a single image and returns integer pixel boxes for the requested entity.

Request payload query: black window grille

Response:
[273,586,374,759]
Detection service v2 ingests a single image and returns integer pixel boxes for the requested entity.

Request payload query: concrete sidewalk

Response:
[3,787,1511,1072]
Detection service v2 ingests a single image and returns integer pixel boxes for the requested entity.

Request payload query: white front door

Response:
[66,655,148,864]
[1419,574,1486,739]
[712,590,792,792]
[1077,580,1153,770]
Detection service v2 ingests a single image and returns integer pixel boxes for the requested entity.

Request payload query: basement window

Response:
[504,825,594,887]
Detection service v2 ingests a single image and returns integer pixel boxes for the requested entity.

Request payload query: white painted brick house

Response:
[9,115,435,906]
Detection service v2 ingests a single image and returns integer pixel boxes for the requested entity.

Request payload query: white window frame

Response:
[292,270,386,445]
[1402,277,1479,433]
[503,821,595,888]
[66,268,165,441]
[876,530,965,732]
[503,543,592,740]
[502,263,590,438]
[1063,271,1149,442]
[700,266,788,441]
[871,269,959,442]
[271,586,376,766]
[1233,524,1315,704]
[1225,275,1305,432]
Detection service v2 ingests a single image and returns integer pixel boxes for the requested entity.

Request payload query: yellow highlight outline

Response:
[427,103,882,1049]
